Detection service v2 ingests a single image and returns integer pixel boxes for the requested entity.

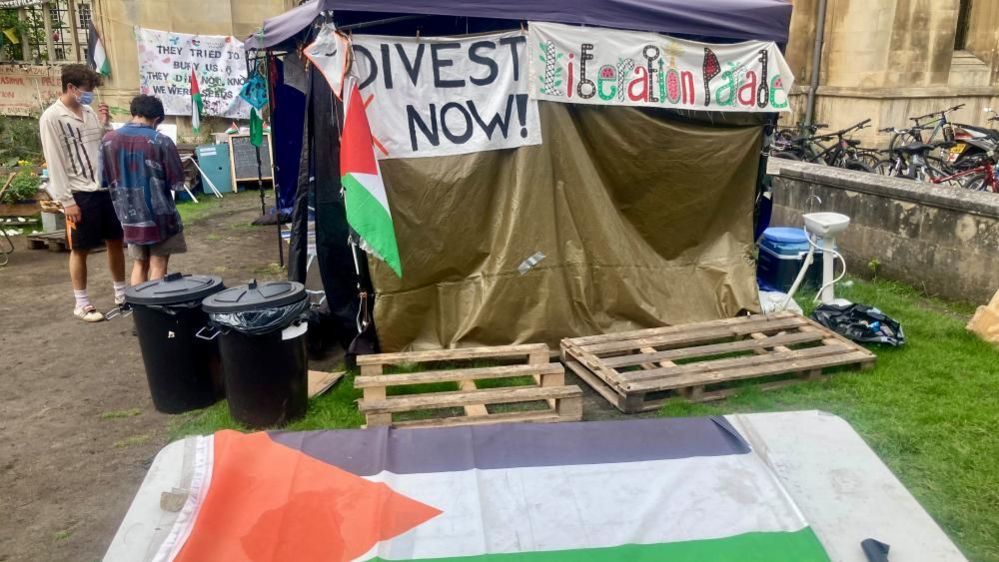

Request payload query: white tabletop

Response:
[104,410,968,562]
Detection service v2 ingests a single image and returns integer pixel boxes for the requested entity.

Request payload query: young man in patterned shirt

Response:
[100,95,187,285]
[39,64,126,322]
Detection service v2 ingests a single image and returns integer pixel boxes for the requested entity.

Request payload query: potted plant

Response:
[0,165,42,217]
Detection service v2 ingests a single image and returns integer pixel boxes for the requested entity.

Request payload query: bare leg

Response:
[131,259,150,286]
[149,255,170,280]
[69,249,89,291]
[106,239,126,283]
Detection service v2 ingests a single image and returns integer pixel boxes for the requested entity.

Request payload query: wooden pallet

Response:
[307,370,344,398]
[562,312,876,413]
[25,230,106,253]
[355,344,583,428]
[26,231,69,252]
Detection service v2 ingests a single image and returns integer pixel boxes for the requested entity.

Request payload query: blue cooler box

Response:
[757,227,824,293]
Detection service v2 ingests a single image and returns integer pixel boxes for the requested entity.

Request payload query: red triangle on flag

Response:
[173,431,441,562]
[341,81,379,177]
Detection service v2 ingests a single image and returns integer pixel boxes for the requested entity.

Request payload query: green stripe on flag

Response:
[372,529,831,562]
[343,172,402,276]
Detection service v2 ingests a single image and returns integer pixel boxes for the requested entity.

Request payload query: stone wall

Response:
[770,160,999,303]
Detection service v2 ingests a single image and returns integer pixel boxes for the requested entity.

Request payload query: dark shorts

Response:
[66,191,124,251]
[128,231,188,260]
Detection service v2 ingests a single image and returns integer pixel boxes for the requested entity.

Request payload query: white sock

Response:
[74,289,90,310]
[113,281,127,302]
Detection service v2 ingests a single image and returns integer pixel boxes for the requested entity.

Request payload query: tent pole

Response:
[338,15,425,32]
[266,52,284,269]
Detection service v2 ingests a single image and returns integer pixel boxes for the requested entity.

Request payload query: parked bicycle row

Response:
[770,104,999,192]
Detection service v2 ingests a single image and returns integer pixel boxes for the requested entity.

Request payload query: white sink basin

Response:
[803,212,851,237]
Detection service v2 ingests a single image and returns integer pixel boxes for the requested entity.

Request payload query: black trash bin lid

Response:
[202,280,306,313]
[125,273,225,306]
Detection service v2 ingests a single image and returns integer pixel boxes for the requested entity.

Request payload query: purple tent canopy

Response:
[246,0,792,50]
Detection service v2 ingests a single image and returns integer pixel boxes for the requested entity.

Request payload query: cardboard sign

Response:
[308,28,543,160]
[528,22,794,113]
[0,65,61,116]
[135,27,250,119]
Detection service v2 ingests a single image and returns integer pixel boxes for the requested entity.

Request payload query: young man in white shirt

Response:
[39,64,126,322]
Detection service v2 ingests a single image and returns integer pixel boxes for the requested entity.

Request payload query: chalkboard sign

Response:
[228,134,274,189]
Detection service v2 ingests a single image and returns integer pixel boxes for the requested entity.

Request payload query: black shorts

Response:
[66,191,124,251]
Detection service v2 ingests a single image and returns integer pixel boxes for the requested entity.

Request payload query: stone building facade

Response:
[785,0,999,145]
[0,0,292,126]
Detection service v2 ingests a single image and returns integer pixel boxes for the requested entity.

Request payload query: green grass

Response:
[174,190,259,225]
[170,372,365,439]
[167,277,998,561]
[99,408,142,420]
[660,278,999,562]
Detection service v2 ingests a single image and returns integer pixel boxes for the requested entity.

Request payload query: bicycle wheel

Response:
[843,159,874,173]
[960,172,989,191]
[771,150,802,161]
[856,152,882,169]
[889,131,923,151]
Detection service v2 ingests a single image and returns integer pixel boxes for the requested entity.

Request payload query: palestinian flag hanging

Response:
[87,22,110,77]
[340,78,402,277]
[190,69,203,133]
[151,418,832,561]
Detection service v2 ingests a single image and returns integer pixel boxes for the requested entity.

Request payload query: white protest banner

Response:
[303,25,348,98]
[528,22,793,113]
[135,27,249,119]
[333,30,541,159]
[0,0,43,7]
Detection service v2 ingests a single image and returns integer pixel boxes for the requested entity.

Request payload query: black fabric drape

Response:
[309,69,367,348]
[287,72,312,284]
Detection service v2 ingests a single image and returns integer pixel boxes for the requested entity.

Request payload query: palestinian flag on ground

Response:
[87,22,110,76]
[152,418,832,561]
[190,70,203,133]
[340,77,402,277]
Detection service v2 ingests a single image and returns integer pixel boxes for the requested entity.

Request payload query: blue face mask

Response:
[76,91,95,105]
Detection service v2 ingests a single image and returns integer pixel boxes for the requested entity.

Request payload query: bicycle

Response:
[772,119,875,172]
[928,149,999,192]
[771,123,827,161]
[892,104,964,149]
[947,109,999,169]
[875,139,951,183]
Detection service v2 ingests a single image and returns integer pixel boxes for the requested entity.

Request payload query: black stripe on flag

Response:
[271,416,752,476]
[86,21,99,71]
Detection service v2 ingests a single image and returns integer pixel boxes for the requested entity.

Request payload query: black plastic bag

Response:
[811,303,906,346]
[208,299,310,336]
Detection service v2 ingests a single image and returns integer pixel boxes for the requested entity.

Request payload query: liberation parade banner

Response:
[528,21,793,112]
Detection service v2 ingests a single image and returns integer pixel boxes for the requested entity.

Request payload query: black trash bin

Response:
[202,280,309,428]
[126,273,225,414]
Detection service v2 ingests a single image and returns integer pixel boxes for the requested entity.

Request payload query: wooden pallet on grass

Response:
[26,231,69,252]
[562,312,876,413]
[25,230,107,253]
[355,344,583,428]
